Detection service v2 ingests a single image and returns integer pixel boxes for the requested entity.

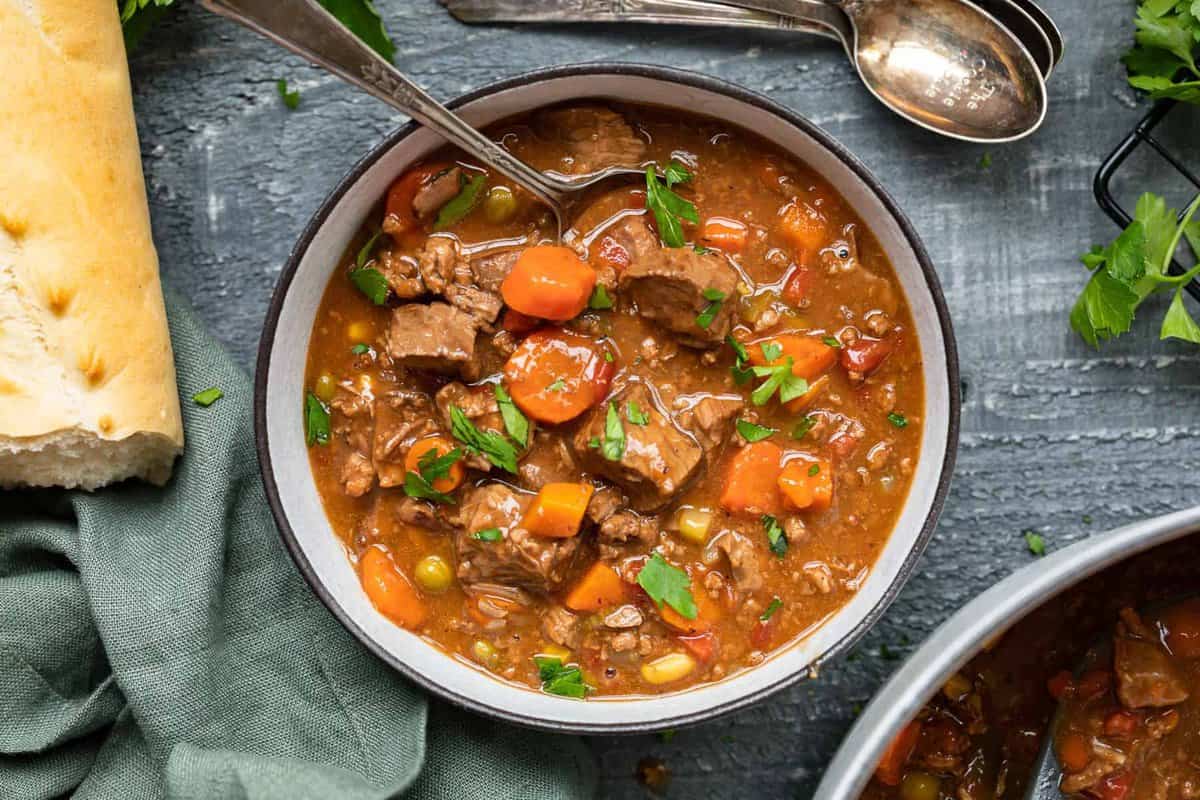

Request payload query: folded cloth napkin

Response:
[0,292,596,800]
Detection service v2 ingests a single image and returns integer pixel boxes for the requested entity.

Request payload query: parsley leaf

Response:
[751,357,808,406]
[351,343,371,355]
[1161,288,1200,343]
[449,406,518,473]
[736,419,776,442]
[356,228,383,269]
[304,392,331,446]
[349,267,389,305]
[316,0,396,63]
[627,401,650,426]
[494,383,529,447]
[547,378,567,393]
[403,447,463,505]
[192,387,223,407]
[403,471,454,504]
[702,288,727,302]
[888,412,908,429]
[760,342,783,362]
[533,656,589,699]
[589,284,614,310]
[823,336,842,349]
[1122,0,1200,103]
[760,597,783,622]
[664,161,693,187]
[637,553,697,619]
[645,164,699,248]
[762,514,788,558]
[792,417,816,439]
[728,335,754,385]
[435,173,486,230]
[473,527,503,542]
[726,335,749,364]
[807,463,821,477]
[1024,530,1046,557]
[696,300,722,329]
[277,79,300,110]
[602,402,625,462]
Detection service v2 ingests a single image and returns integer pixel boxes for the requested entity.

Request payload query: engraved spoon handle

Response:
[198,0,575,213]
[440,0,840,40]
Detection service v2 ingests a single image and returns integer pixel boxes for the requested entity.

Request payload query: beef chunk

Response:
[714,530,764,593]
[676,394,743,453]
[1115,608,1190,708]
[395,496,441,530]
[613,217,739,346]
[586,484,625,525]
[573,382,702,511]
[518,431,577,491]
[412,166,462,220]
[330,383,376,497]
[540,106,647,174]
[597,511,658,561]
[542,605,582,649]
[471,249,521,294]
[371,389,438,488]
[386,302,477,373]
[379,238,504,332]
[451,484,581,592]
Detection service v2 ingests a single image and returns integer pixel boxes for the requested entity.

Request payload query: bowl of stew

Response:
[815,505,1200,800]
[256,64,959,732]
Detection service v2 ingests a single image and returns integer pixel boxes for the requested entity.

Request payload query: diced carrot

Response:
[841,336,894,377]
[503,328,616,424]
[1047,670,1075,700]
[359,546,427,629]
[522,482,594,538]
[778,199,829,253]
[1161,598,1200,658]
[781,264,815,306]
[660,583,722,634]
[788,374,829,414]
[1057,732,1091,773]
[1103,710,1139,738]
[678,632,717,662]
[748,334,839,383]
[501,245,596,321]
[404,436,465,493]
[564,562,627,612]
[592,234,632,273]
[778,457,834,513]
[701,217,749,253]
[874,721,921,787]
[501,308,540,334]
[719,441,784,516]
[385,162,452,235]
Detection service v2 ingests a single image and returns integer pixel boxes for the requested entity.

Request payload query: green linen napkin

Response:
[0,291,596,800]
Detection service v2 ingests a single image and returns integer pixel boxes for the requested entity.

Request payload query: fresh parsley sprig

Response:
[449,406,519,473]
[645,162,700,248]
[1123,0,1200,104]
[637,553,698,620]
[1072,193,1200,346]
[534,656,590,698]
[403,447,464,505]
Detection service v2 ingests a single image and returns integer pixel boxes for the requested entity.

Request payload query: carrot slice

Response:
[501,245,597,321]
[701,217,749,253]
[778,199,828,253]
[522,482,595,538]
[503,328,616,424]
[404,436,465,493]
[719,441,784,516]
[661,583,722,634]
[384,162,453,236]
[564,562,627,612]
[874,720,921,787]
[1057,732,1091,773]
[778,457,833,513]
[359,546,427,629]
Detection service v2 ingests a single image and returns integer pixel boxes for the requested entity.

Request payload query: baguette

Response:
[0,0,184,489]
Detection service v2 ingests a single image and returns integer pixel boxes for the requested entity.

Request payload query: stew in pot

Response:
[303,103,924,697]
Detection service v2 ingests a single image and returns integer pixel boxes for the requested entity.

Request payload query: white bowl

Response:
[255,64,960,733]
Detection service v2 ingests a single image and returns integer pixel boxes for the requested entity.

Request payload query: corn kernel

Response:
[347,320,371,341]
[640,652,696,685]
[539,644,571,662]
[472,639,499,668]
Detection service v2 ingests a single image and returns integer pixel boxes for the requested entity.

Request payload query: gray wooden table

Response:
[128,2,1200,797]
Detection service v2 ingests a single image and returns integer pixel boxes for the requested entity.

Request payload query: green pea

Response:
[414,555,453,593]
[314,373,337,402]
[484,186,518,224]
[899,771,940,800]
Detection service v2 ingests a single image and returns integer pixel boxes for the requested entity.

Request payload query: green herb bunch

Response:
[1123,0,1200,104]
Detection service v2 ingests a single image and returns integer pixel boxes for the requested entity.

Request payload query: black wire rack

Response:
[1093,99,1200,302]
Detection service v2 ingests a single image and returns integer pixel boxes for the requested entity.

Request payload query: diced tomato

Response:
[840,336,894,376]
[1076,670,1112,700]
[750,615,778,650]
[593,234,632,273]
[781,264,815,306]
[1047,670,1075,700]
[502,308,540,334]
[1103,710,1139,738]
[874,721,921,787]
[384,162,452,235]
[1094,771,1133,800]
[678,632,717,663]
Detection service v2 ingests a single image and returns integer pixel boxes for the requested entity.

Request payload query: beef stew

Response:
[304,103,924,698]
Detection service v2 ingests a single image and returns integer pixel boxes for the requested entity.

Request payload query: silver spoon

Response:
[973,0,1056,76]
[199,0,650,238]
[722,0,1048,142]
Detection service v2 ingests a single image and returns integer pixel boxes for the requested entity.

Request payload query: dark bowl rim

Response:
[253,61,962,735]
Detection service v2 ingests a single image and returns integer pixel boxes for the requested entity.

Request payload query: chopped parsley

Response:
[728,335,754,385]
[589,284,614,310]
[750,356,808,406]
[602,402,625,462]
[762,514,787,558]
[276,78,300,110]
[546,378,567,393]
[807,463,821,477]
[588,436,601,449]
[702,287,726,302]
[645,163,699,248]
[792,416,816,439]
[434,173,486,230]
[449,406,518,473]
[192,387,223,407]
[355,228,383,269]
[695,288,727,330]
[736,419,776,443]
[726,335,749,363]
[403,446,463,505]
[351,343,371,355]
[760,597,783,622]
[1025,530,1046,557]
[604,350,615,363]
[493,383,529,447]
[760,342,783,362]
[473,527,503,542]
[626,400,650,426]
[823,336,842,348]
[694,245,712,255]
[979,151,992,169]
[888,412,908,429]
[349,266,389,305]
[637,553,697,619]
[534,656,589,699]
[304,392,331,446]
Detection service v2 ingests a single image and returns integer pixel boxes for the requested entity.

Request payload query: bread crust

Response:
[0,0,184,488]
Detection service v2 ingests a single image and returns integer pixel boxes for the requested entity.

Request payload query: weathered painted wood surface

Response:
[128,2,1200,796]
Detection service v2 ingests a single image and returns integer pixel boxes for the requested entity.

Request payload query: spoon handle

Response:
[199,0,573,211]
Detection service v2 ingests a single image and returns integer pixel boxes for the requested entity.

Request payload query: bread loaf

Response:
[0,0,184,489]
